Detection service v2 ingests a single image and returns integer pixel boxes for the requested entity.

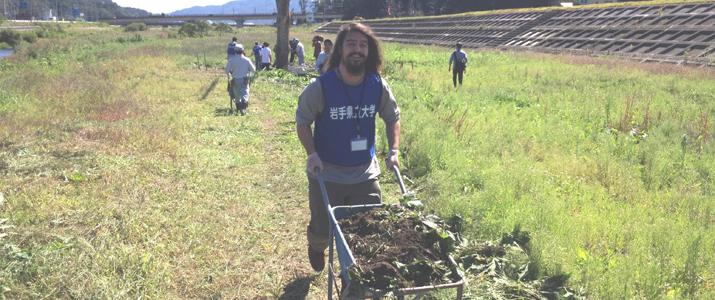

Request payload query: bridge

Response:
[100,13,343,26]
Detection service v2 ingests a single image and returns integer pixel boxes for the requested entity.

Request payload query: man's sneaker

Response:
[308,246,325,272]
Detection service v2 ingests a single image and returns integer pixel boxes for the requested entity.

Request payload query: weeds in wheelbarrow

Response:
[338,204,583,299]
[338,204,463,290]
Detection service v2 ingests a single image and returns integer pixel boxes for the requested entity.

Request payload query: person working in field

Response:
[448,42,468,88]
[295,23,401,272]
[259,42,272,71]
[295,38,306,66]
[289,38,298,64]
[314,39,333,74]
[252,42,262,67]
[312,35,324,60]
[226,37,238,59]
[225,38,240,104]
[225,43,256,116]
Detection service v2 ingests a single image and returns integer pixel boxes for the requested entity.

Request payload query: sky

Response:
[113,0,231,14]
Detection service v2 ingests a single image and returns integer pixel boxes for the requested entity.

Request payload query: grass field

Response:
[1,22,714,299]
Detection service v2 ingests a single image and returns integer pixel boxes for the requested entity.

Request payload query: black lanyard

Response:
[338,72,367,136]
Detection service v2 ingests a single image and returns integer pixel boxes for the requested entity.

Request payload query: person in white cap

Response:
[225,43,256,115]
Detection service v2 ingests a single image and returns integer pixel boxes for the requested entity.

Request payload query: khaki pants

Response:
[307,178,381,251]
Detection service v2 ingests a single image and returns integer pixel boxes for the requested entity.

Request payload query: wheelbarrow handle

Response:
[316,173,332,212]
[315,173,336,300]
[392,165,407,196]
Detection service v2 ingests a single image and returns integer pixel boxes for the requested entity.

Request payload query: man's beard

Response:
[343,53,366,75]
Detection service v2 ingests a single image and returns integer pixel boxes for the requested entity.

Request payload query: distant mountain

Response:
[171,0,302,16]
[118,6,152,17]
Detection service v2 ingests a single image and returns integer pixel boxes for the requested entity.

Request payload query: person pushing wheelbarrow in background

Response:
[225,43,256,116]
[295,22,401,272]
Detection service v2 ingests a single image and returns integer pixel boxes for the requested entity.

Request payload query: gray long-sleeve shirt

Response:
[296,75,400,184]
[225,55,256,79]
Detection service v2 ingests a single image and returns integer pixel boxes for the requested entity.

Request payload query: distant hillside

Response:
[1,0,150,20]
[171,0,302,15]
[118,6,151,18]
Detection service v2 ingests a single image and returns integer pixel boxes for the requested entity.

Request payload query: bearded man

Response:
[295,23,401,272]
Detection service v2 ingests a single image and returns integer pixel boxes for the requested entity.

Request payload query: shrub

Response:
[214,23,233,33]
[124,22,147,32]
[34,24,65,38]
[53,24,65,33]
[0,30,22,48]
[117,34,143,43]
[178,21,210,37]
[21,32,37,43]
[130,34,143,42]
[35,29,50,38]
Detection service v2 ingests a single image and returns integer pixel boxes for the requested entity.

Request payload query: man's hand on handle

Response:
[385,149,399,170]
[307,152,324,176]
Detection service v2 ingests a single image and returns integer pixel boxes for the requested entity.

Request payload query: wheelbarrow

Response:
[317,166,465,299]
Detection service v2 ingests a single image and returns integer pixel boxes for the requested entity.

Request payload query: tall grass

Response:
[382,43,714,298]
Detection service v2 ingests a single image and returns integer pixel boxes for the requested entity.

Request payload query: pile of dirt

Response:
[338,205,462,290]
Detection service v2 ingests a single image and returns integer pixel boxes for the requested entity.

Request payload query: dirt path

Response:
[234,80,332,298]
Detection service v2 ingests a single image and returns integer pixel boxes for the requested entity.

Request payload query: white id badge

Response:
[351,137,368,151]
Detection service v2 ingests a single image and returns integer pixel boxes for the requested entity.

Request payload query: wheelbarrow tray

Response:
[329,204,465,298]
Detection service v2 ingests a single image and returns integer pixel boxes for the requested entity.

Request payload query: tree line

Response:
[0,0,149,21]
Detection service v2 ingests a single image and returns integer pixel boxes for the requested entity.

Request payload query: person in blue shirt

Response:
[295,23,401,272]
[226,37,238,59]
[449,42,468,87]
[252,42,262,67]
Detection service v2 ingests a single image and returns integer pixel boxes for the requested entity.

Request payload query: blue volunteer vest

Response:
[315,70,382,166]
[227,43,236,56]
